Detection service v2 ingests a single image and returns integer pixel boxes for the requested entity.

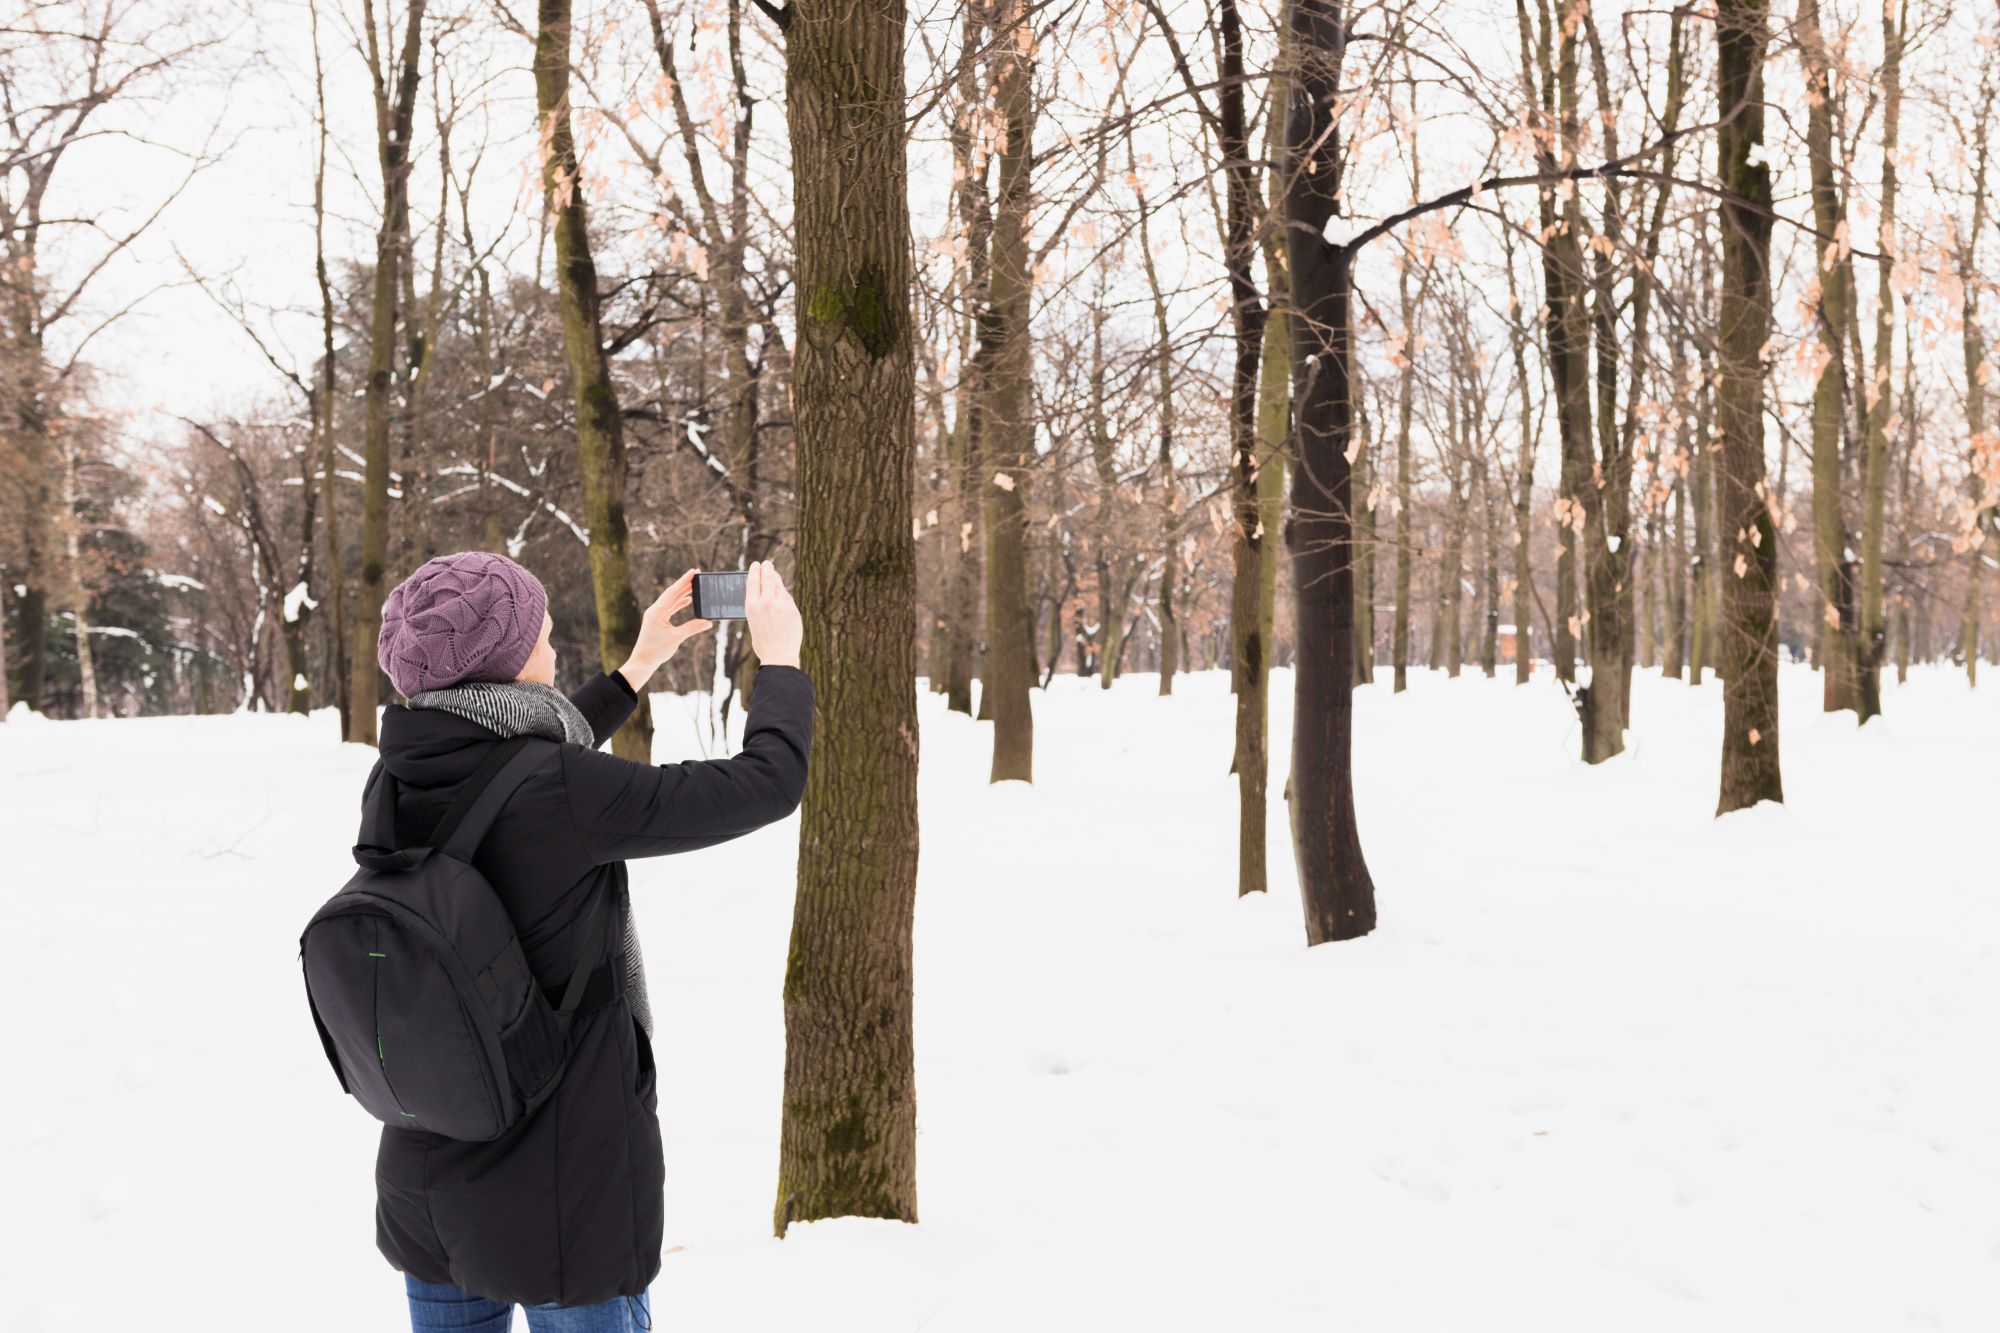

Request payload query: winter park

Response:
[2,0,1998,1330]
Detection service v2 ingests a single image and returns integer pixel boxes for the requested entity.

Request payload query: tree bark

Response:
[1086,277,1125,693]
[536,0,650,761]
[1714,0,1784,813]
[1210,0,1271,885]
[1283,0,1377,945]
[1575,10,1635,756]
[939,3,990,716]
[349,0,427,745]
[1477,438,1499,678]
[1440,376,1465,679]
[1515,0,1586,688]
[1799,0,1860,715]
[1391,260,1418,693]
[1235,290,1288,897]
[773,0,921,1234]
[1503,235,1539,686]
[1353,401,1376,684]
[1688,234,1719,687]
[1958,71,1993,687]
[1663,335,1692,680]
[1135,176,1178,696]
[1857,0,1906,721]
[59,443,98,717]
[311,0,348,731]
[981,0,1035,782]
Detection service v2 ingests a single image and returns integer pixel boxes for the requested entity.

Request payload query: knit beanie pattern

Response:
[378,551,550,699]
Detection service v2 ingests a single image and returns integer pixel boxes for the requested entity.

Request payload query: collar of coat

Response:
[405,679,594,748]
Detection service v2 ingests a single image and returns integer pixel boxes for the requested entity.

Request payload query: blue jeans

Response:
[405,1275,652,1332]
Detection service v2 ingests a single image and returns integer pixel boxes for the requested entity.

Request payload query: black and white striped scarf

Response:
[406,679,654,1038]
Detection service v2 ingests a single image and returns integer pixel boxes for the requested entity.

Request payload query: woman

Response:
[365,551,811,1332]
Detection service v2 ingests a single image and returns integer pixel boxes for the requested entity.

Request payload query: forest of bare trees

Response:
[4,0,1998,1228]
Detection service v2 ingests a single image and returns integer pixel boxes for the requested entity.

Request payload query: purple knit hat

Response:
[377,552,549,698]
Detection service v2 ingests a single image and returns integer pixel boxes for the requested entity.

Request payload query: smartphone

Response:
[691,570,749,620]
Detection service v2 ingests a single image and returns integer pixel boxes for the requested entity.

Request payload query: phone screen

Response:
[692,571,748,620]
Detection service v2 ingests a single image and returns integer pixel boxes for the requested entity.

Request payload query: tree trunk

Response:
[310,0,346,730]
[773,0,920,1234]
[1096,557,1121,689]
[1515,1,1587,688]
[1284,0,1377,945]
[981,0,1035,782]
[536,0,650,761]
[939,4,989,717]
[1895,318,1919,684]
[1714,0,1784,813]
[1391,260,1418,693]
[1639,510,1657,669]
[1478,444,1499,678]
[1235,292,1287,897]
[14,362,52,711]
[1136,180,1178,697]
[16,584,45,711]
[349,0,427,745]
[1353,404,1376,684]
[1579,7,1661,749]
[1441,414,1464,679]
[1087,279,1123,694]
[942,370,984,715]
[1210,0,1272,887]
[60,445,98,717]
[1503,234,1538,686]
[1958,72,1993,687]
[1664,334,1692,680]
[1799,0,1860,715]
[1689,241,1718,686]
[1256,308,1287,686]
[1856,0,1905,721]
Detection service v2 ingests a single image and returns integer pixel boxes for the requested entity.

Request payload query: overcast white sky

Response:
[35,0,1987,497]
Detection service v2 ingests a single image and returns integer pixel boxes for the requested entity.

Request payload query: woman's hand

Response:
[745,559,803,669]
[618,569,713,691]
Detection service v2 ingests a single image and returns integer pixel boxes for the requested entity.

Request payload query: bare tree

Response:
[348,0,428,744]
[982,0,1038,783]
[534,0,649,760]
[1281,0,1378,944]
[1714,0,1784,812]
[0,3,216,713]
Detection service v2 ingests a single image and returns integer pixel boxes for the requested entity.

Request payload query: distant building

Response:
[1497,623,1532,669]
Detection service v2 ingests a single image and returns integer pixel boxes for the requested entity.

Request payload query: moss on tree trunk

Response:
[773,0,921,1233]
[535,0,649,761]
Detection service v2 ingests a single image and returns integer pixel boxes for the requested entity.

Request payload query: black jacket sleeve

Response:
[559,665,814,863]
[569,671,639,748]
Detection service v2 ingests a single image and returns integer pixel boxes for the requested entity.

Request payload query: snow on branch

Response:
[432,464,589,545]
[282,581,318,624]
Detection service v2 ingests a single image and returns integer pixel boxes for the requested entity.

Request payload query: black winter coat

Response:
[364,664,813,1306]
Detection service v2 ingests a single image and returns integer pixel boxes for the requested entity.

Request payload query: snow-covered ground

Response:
[3,663,1995,1331]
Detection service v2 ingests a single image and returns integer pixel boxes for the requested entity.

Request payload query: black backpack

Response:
[300,737,605,1141]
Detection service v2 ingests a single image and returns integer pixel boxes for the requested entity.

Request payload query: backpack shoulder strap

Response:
[436,737,554,862]
[354,740,524,866]
[424,736,528,850]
